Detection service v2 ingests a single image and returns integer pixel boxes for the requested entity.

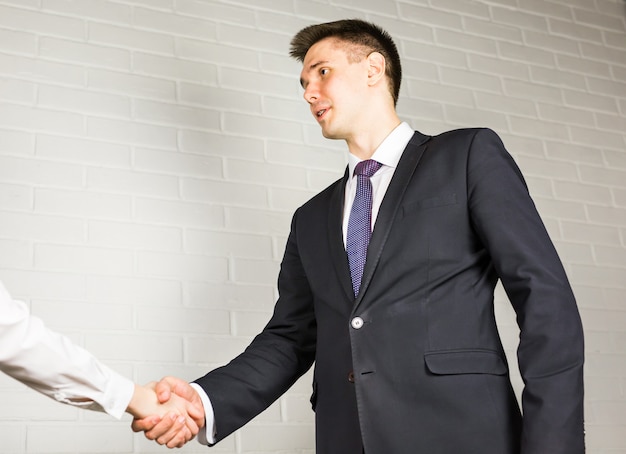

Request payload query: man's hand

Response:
[131,377,205,448]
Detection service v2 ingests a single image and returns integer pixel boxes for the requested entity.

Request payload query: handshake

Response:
[129,376,205,449]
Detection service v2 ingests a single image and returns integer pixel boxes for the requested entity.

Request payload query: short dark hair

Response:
[289,19,402,106]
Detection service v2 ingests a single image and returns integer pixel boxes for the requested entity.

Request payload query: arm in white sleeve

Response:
[189,382,217,445]
[0,282,134,419]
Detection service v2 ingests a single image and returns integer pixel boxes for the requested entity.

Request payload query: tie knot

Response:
[354,159,382,178]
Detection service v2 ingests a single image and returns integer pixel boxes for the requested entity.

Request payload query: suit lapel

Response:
[355,132,431,308]
[328,166,355,302]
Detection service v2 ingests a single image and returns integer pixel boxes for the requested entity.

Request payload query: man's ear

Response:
[366,51,386,86]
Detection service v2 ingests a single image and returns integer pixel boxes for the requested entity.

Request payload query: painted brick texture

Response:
[0,1,624,453]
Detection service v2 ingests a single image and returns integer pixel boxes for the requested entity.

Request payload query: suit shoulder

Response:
[427,128,507,155]
[298,175,344,213]
[431,127,500,142]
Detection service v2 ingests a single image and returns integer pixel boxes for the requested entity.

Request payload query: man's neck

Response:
[345,113,402,160]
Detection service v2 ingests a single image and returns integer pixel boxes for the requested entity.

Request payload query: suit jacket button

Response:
[351,317,364,329]
[348,371,355,383]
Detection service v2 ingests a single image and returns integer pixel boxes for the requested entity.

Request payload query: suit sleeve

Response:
[193,208,317,443]
[466,129,585,454]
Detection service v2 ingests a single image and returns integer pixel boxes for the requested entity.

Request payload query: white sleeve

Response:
[0,282,134,419]
[190,382,217,445]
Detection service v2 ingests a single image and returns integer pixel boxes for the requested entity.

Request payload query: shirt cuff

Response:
[100,369,135,419]
[190,382,216,445]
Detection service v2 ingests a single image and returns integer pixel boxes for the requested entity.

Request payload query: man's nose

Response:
[303,84,318,103]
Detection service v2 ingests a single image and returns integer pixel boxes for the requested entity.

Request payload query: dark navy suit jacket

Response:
[195,128,585,454]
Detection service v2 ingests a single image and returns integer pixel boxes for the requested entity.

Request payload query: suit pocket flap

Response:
[424,349,508,375]
[402,193,457,216]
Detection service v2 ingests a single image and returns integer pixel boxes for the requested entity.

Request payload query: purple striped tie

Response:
[346,159,383,297]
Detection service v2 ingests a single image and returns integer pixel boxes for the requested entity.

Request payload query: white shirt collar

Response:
[348,122,414,176]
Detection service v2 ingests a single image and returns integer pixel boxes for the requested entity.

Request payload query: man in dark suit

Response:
[133,19,585,453]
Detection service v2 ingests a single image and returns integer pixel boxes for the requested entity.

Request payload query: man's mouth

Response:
[315,108,327,119]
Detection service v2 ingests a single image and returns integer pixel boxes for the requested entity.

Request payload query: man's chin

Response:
[320,128,339,140]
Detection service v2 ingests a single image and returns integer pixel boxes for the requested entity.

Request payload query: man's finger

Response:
[166,426,192,449]
[155,413,189,446]
[145,412,178,441]
[130,415,160,433]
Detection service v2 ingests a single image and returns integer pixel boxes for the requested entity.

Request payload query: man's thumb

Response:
[155,377,174,403]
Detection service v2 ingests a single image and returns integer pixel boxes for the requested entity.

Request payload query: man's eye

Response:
[320,68,329,75]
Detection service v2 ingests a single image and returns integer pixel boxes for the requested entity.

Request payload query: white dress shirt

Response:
[0,281,134,419]
[342,122,415,246]
[193,122,415,445]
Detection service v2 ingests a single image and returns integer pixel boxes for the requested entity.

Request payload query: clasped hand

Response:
[131,377,205,449]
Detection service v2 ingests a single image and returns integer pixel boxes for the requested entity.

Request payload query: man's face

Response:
[299,38,370,141]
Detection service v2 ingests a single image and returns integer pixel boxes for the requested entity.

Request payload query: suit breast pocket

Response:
[402,193,457,218]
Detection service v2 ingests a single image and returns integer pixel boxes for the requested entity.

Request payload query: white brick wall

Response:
[0,0,624,452]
